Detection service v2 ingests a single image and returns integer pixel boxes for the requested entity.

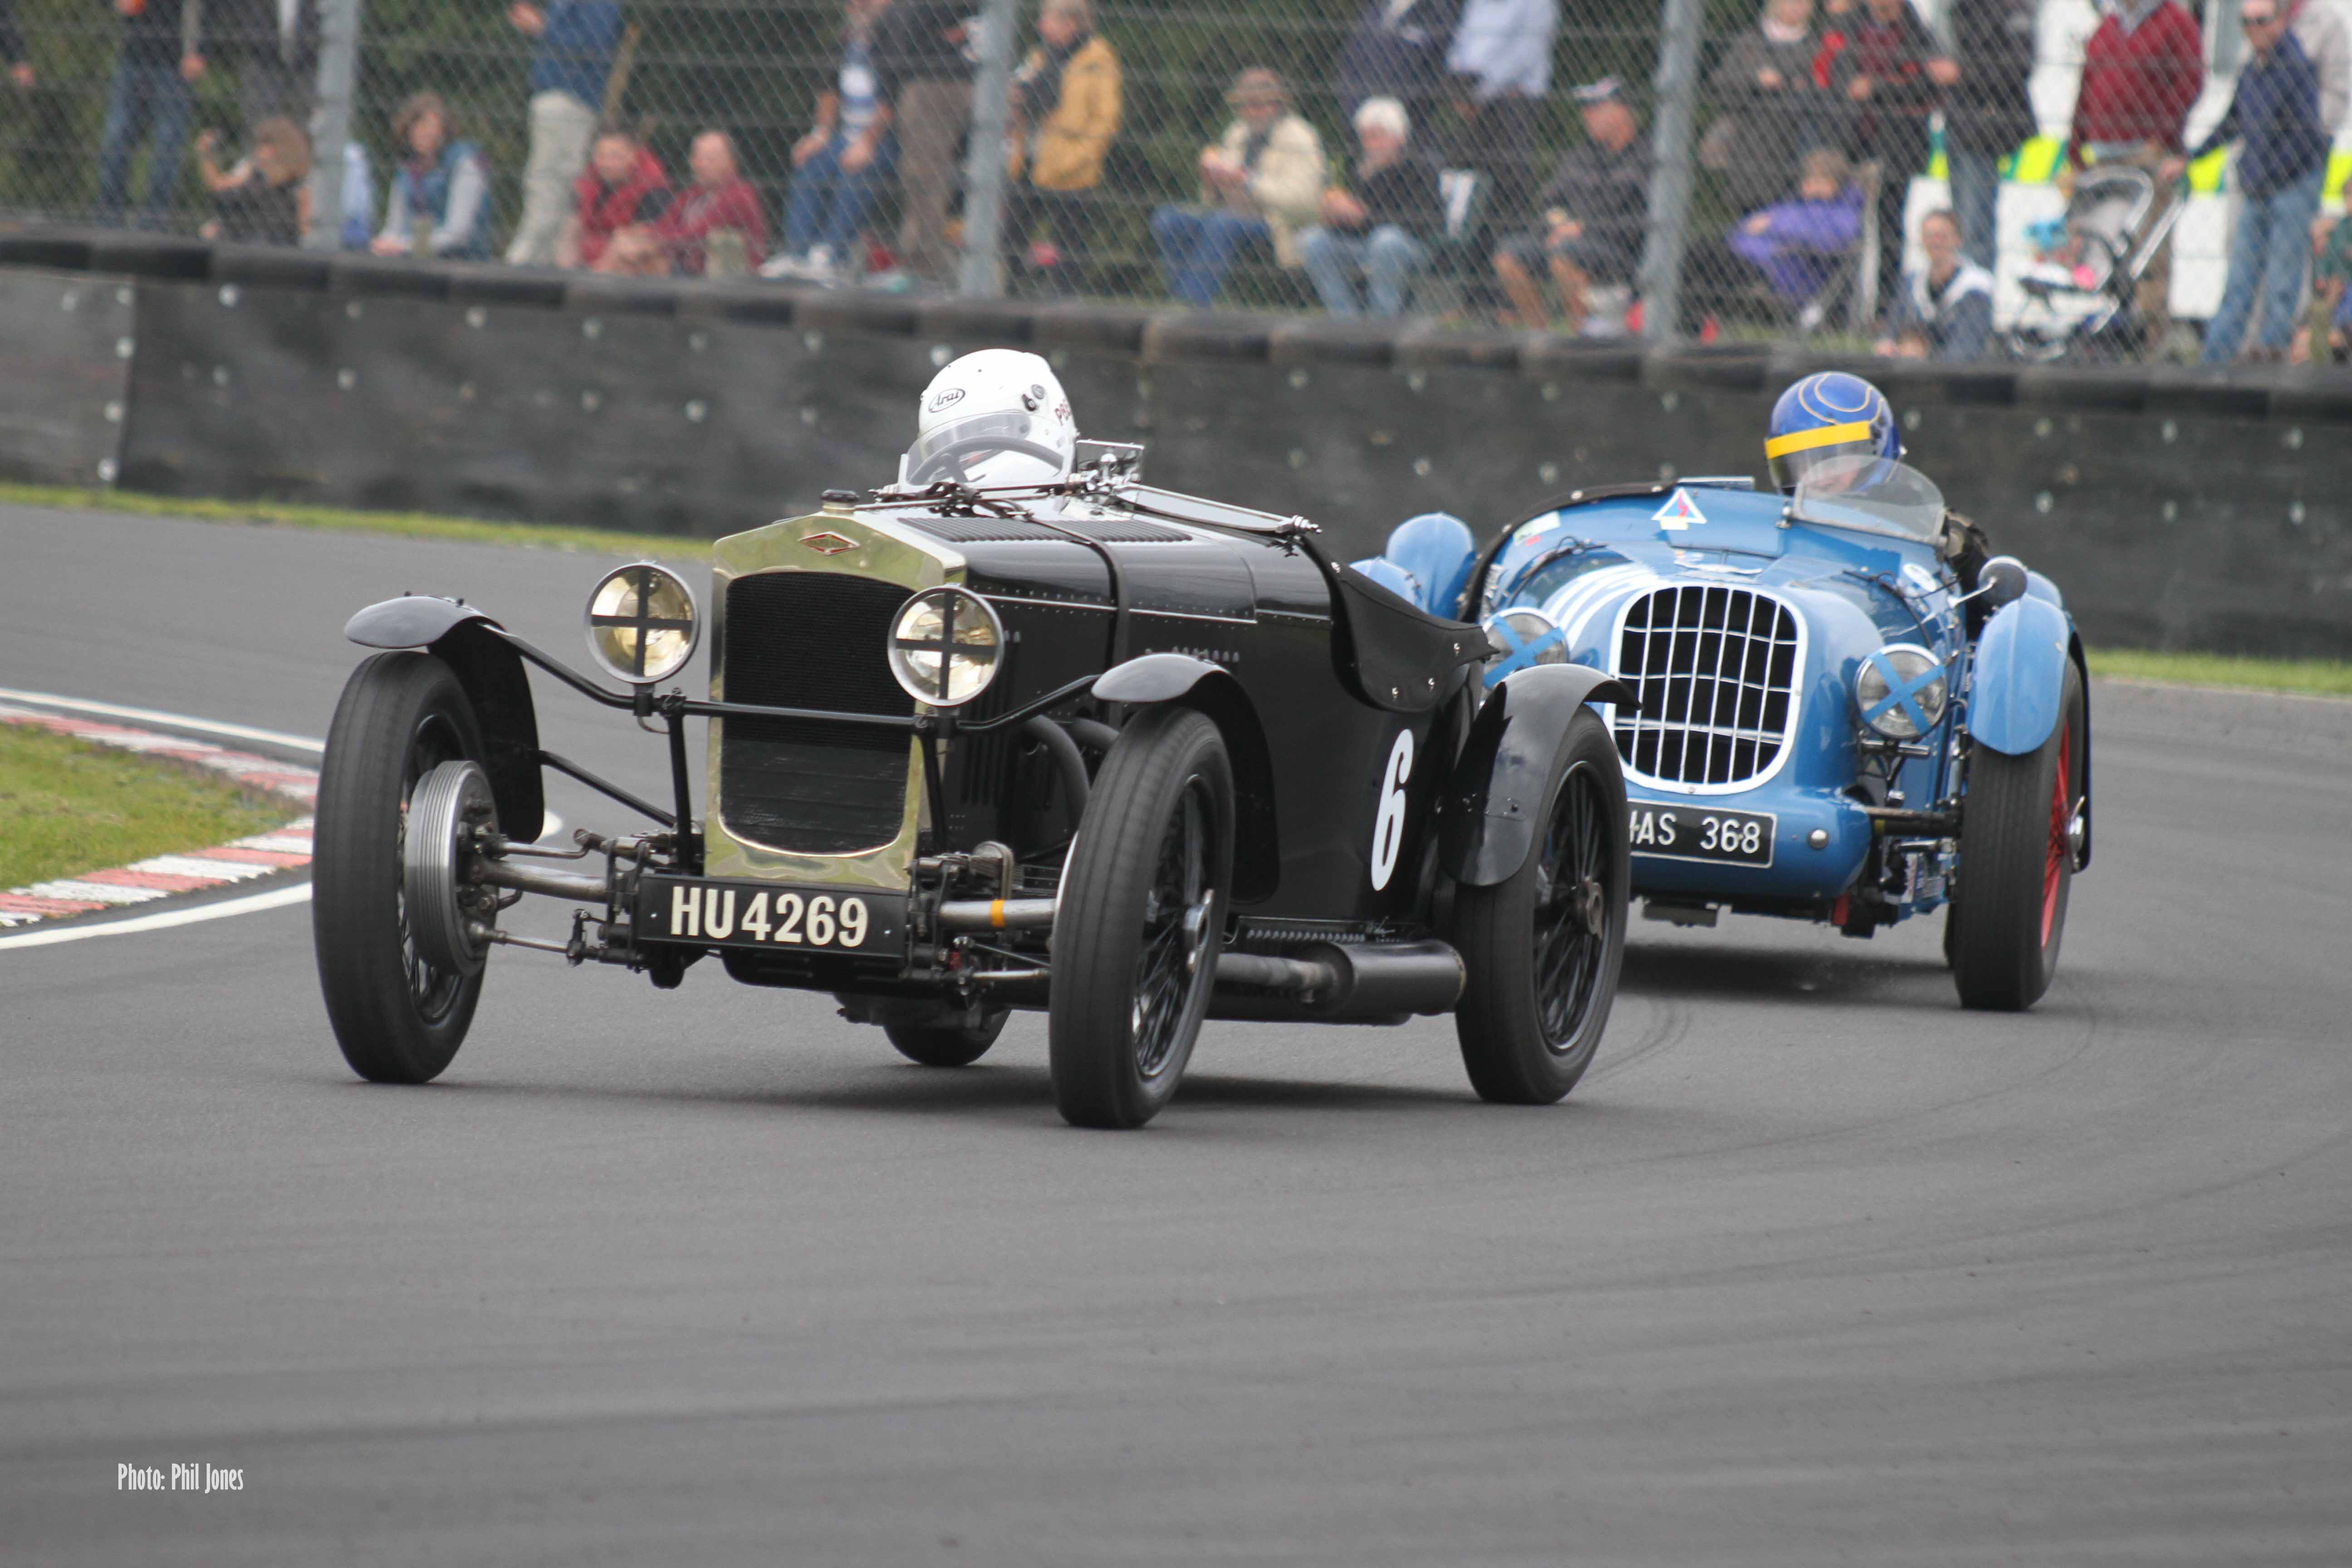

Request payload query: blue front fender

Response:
[1969,595,2072,756]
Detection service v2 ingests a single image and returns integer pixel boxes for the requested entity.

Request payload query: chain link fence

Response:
[2,0,2345,359]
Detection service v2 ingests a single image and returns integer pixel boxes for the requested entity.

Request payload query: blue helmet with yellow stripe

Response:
[1764,372,1901,494]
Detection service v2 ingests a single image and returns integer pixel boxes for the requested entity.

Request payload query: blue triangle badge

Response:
[1652,490,1708,531]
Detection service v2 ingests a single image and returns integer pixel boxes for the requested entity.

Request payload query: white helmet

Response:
[899,348,1077,489]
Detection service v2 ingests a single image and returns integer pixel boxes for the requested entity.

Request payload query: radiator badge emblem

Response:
[800,532,858,555]
[1652,490,1708,531]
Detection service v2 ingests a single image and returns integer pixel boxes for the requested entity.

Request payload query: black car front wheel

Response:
[1452,708,1630,1104]
[313,652,490,1084]
[1049,706,1234,1129]
[1950,662,2085,1011]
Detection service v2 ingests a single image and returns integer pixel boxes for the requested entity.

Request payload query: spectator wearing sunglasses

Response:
[2163,0,2350,363]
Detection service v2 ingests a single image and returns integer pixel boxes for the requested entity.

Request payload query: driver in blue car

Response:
[1765,371,1993,616]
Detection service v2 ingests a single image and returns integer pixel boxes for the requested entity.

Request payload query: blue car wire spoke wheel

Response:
[1950,662,2086,1011]
[1452,708,1630,1104]
[313,652,491,1084]
[1049,706,1234,1129]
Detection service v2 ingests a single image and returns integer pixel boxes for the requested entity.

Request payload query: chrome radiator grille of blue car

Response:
[1611,585,1802,790]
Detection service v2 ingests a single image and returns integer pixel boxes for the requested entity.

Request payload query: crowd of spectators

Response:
[10,0,2352,363]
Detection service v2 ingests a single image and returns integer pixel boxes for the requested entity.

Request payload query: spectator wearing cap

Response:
[503,0,623,266]
[1337,0,1462,121]
[93,0,208,229]
[1877,206,1992,358]
[2164,0,2350,364]
[2062,0,2203,353]
[557,123,668,270]
[772,0,897,282]
[1,0,34,90]
[1492,77,1650,333]
[653,127,767,275]
[1701,0,1826,220]
[1150,67,1326,307]
[1299,96,1443,316]
[1939,0,2036,268]
[1442,0,1556,220]
[1830,0,1950,312]
[1002,0,1122,292]
[371,91,493,258]
[872,0,978,284]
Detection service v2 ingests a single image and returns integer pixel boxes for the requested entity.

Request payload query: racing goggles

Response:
[1765,420,1880,495]
[899,408,1069,489]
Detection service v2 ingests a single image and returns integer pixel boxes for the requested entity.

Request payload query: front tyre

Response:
[313,652,490,1083]
[1453,708,1630,1104]
[1049,707,1234,1129]
[1951,662,2084,1011]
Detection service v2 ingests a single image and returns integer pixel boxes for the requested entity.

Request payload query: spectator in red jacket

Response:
[1833,0,1950,312]
[2063,0,2205,353]
[558,124,670,270]
[654,128,768,275]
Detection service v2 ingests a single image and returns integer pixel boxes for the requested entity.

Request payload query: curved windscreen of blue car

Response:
[1790,457,1948,544]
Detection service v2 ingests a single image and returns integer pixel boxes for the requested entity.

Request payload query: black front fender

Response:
[1440,664,1635,887]
[345,597,544,841]
[1090,652,1277,903]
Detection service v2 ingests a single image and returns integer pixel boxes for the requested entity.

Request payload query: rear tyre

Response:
[313,652,490,1084]
[1453,709,1630,1104]
[886,1010,1009,1068]
[1049,707,1233,1129]
[1952,662,2084,1011]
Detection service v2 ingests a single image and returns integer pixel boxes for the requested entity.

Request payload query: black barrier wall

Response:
[3,230,2349,657]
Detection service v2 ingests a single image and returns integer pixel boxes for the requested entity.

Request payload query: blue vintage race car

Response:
[1357,454,2090,1009]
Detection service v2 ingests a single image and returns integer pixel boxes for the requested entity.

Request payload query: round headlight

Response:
[584,563,700,686]
[1481,608,1569,681]
[1856,644,1949,740]
[887,587,1005,708]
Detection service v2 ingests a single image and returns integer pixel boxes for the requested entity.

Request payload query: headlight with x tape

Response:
[1855,644,1949,740]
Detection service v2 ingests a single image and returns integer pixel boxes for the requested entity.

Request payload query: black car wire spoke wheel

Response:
[313,652,490,1083]
[1950,662,2085,1011]
[1049,707,1234,1129]
[1453,709,1630,1104]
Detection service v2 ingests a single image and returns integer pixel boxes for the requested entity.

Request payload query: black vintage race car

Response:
[313,447,1635,1127]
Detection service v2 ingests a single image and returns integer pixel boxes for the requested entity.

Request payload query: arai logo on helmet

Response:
[928,387,966,413]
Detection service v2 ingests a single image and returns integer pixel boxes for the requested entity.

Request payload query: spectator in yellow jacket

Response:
[1004,0,1121,291]
[1151,66,1326,306]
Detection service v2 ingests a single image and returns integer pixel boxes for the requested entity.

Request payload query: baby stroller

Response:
[2007,166,2184,362]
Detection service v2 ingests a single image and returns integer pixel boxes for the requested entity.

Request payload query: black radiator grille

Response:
[720,572,916,855]
[1612,585,1802,788]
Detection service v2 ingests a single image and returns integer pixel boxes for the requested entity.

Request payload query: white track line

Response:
[0,687,325,754]
[0,883,312,950]
[0,690,568,951]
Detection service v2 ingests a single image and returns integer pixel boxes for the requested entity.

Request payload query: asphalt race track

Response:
[4,500,2349,1565]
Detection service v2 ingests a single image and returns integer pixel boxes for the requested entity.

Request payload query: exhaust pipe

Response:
[1212,939,1463,1021]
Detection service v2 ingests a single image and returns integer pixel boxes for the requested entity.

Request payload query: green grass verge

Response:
[0,725,289,891]
[0,482,711,560]
[2087,648,2352,698]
